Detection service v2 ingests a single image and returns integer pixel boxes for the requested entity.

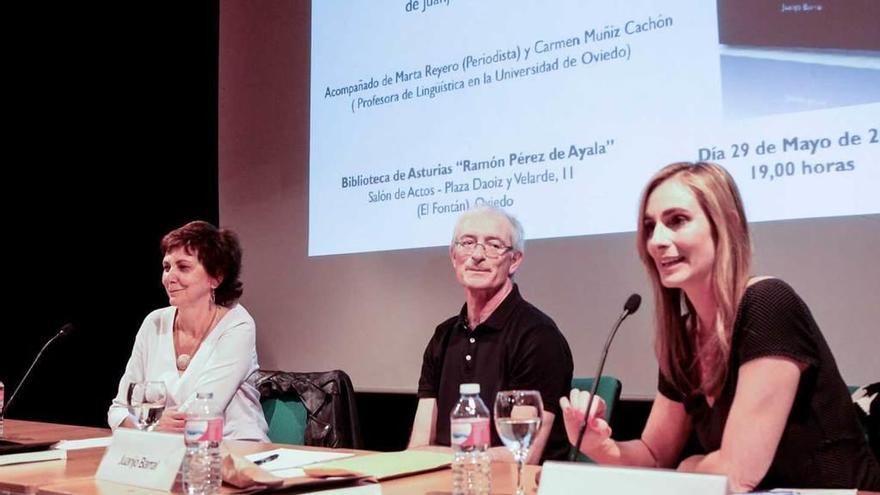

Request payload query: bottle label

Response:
[184,418,223,443]
[451,417,490,448]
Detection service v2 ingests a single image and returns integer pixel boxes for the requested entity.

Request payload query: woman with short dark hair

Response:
[108,221,268,441]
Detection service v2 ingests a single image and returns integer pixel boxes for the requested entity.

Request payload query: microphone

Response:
[568,294,641,461]
[4,323,76,414]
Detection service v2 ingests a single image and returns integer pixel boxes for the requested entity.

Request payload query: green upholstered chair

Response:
[569,376,622,463]
[261,395,308,445]
[255,369,363,448]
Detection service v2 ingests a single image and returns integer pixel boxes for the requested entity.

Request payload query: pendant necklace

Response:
[175,305,218,372]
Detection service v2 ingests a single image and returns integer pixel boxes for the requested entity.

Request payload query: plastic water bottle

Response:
[182,392,223,495]
[450,383,491,495]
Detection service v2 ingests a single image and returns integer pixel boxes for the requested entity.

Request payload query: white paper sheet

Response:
[53,436,114,450]
[244,447,354,472]
[302,484,382,495]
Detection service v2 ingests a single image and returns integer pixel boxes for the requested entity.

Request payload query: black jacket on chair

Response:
[254,369,363,449]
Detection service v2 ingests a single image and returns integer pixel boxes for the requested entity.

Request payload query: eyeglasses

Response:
[454,239,513,258]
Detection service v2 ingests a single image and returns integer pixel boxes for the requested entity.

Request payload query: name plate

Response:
[538,461,729,495]
[96,428,185,491]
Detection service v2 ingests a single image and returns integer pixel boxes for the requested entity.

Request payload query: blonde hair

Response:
[636,162,752,396]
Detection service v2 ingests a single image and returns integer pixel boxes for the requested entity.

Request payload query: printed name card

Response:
[96,428,185,491]
[537,461,728,495]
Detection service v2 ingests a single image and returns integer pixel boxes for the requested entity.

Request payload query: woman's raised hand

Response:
[559,388,612,455]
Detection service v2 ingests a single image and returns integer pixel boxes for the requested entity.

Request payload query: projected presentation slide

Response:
[309,0,880,256]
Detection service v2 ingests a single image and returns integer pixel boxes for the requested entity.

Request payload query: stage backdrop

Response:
[219,1,879,399]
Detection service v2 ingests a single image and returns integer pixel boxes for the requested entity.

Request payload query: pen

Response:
[253,453,279,466]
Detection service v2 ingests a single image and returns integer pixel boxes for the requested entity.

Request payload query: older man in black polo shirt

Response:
[408,206,573,462]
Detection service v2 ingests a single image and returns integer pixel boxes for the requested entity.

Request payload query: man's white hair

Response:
[451,206,525,254]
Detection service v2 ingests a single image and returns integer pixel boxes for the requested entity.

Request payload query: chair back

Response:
[255,369,363,448]
[569,376,622,463]
[261,396,308,445]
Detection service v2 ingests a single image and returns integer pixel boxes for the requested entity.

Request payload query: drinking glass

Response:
[494,390,543,495]
[127,381,167,431]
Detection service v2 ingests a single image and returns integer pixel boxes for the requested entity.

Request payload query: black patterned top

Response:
[659,278,880,489]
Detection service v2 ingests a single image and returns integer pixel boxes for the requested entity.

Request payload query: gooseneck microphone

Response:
[4,323,76,414]
[568,294,641,461]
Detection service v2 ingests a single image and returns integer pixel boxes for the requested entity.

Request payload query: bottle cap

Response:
[459,383,480,394]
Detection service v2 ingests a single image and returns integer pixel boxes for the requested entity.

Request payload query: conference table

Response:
[2,420,877,495]
[0,419,537,494]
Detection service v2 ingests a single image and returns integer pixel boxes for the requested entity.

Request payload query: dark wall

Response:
[2,2,219,427]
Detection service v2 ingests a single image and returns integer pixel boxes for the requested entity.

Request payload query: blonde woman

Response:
[561,162,879,491]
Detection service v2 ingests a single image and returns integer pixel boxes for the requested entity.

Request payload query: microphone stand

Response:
[5,323,75,415]
[568,297,639,462]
